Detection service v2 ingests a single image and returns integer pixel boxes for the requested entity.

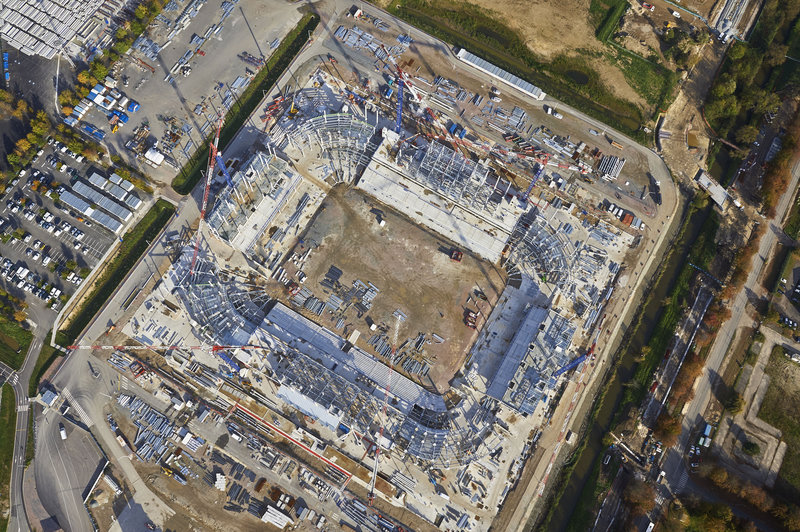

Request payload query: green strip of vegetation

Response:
[385,0,649,142]
[24,408,34,467]
[0,320,33,371]
[0,384,17,532]
[784,195,800,239]
[595,0,627,42]
[28,332,61,396]
[57,200,176,346]
[625,196,718,405]
[172,13,320,195]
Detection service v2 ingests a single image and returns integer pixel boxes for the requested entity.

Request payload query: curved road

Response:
[2,312,50,532]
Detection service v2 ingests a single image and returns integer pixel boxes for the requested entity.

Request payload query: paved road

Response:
[662,157,800,491]
[2,324,47,532]
[33,407,96,532]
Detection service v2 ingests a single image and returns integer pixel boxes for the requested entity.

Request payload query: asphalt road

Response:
[662,156,800,493]
[33,409,97,532]
[2,328,45,532]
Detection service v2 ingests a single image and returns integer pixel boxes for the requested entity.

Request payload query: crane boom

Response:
[189,114,225,275]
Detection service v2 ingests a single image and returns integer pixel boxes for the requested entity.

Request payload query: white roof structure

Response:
[455,48,546,101]
[359,132,523,263]
[145,148,165,166]
[696,172,728,208]
[0,0,105,58]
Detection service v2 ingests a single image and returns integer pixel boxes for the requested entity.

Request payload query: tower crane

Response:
[369,316,401,506]
[189,113,225,276]
[394,79,404,133]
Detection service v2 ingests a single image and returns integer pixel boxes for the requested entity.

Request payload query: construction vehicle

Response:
[450,249,463,262]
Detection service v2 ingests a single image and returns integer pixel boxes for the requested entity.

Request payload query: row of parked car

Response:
[0,261,62,302]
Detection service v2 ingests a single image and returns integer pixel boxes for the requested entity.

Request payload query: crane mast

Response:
[189,114,225,276]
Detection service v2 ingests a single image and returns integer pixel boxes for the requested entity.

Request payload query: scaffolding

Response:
[400,141,517,229]
[206,151,297,250]
[171,249,262,346]
[171,247,501,468]
[271,112,380,184]
[506,208,575,294]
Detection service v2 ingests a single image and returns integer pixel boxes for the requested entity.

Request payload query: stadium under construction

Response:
[121,63,636,523]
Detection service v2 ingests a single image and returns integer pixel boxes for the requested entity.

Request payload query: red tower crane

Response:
[189,113,225,275]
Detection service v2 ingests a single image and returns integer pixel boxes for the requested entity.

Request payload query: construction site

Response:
[94,5,674,530]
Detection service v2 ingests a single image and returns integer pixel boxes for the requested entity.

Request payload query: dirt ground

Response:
[369,0,647,109]
[132,461,272,532]
[281,186,507,392]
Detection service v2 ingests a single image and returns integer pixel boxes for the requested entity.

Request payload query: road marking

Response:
[61,388,94,427]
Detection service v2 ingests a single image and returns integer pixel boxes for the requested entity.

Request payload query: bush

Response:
[743,440,761,455]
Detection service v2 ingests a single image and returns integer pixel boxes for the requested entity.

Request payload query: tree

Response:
[58,89,77,107]
[654,412,681,447]
[725,391,745,414]
[61,106,73,116]
[12,100,29,118]
[76,70,92,86]
[728,42,747,60]
[765,43,789,67]
[13,310,27,322]
[708,466,728,486]
[65,260,77,271]
[711,74,736,98]
[90,60,108,82]
[742,440,760,455]
[134,4,149,20]
[735,125,759,145]
[622,478,655,516]
[785,505,800,531]
[753,92,780,115]
[14,138,32,156]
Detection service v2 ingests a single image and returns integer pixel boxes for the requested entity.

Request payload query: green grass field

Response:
[28,333,61,396]
[0,384,17,532]
[0,320,33,370]
[57,200,176,346]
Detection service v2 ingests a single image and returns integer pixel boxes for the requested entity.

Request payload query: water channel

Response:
[546,201,713,531]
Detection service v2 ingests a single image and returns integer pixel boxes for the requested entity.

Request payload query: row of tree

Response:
[704,464,800,530]
[704,0,798,139]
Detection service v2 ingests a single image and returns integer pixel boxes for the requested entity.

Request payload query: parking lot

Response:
[0,139,148,311]
[92,0,304,184]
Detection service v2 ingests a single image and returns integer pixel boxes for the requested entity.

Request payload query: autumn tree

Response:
[622,477,655,516]
[653,412,681,447]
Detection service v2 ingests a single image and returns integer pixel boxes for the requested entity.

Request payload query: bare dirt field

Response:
[282,185,507,392]
[131,461,269,532]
